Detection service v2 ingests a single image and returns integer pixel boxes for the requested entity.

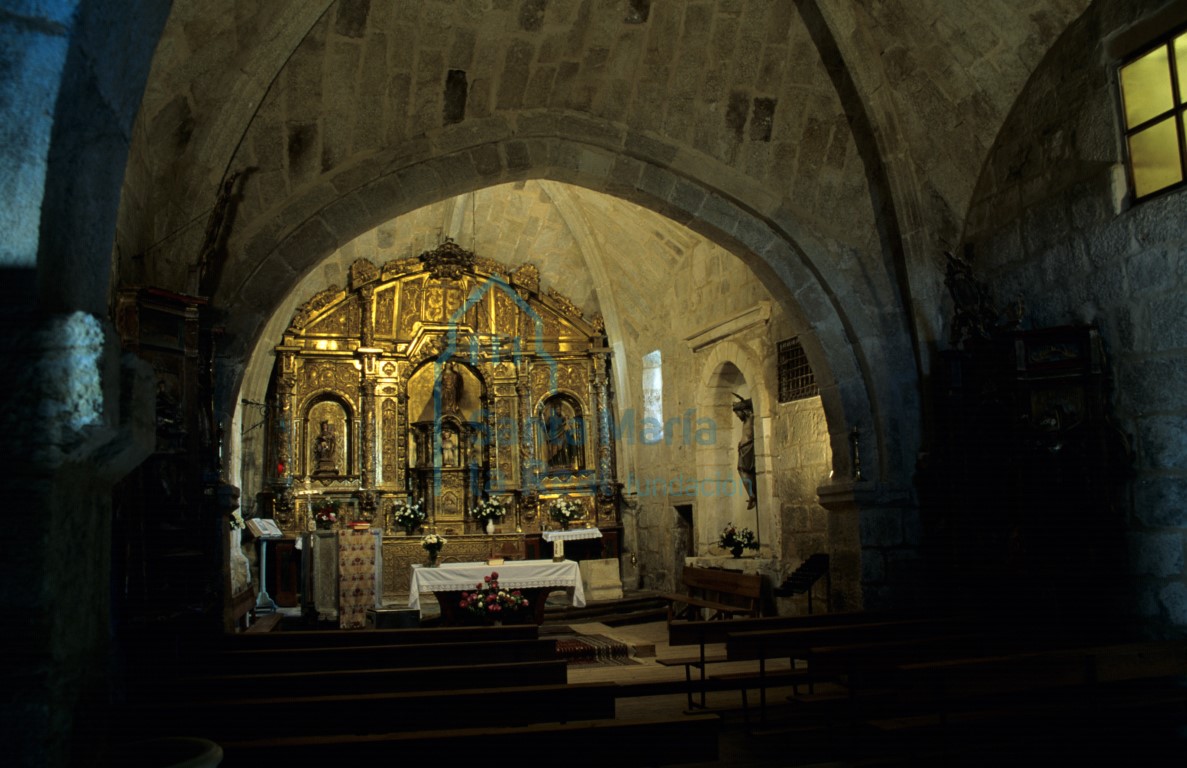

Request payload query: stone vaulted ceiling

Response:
[112,0,1090,478]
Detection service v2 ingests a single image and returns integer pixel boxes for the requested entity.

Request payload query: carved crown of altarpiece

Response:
[267,239,617,533]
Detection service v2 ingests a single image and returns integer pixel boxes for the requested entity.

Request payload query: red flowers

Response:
[459,571,530,619]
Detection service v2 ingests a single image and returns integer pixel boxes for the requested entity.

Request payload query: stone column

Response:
[817,481,919,612]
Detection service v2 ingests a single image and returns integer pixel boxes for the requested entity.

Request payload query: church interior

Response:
[4,0,1187,765]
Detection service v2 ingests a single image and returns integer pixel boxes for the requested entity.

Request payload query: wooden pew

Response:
[126,682,620,743]
[217,714,722,767]
[661,566,763,623]
[661,609,880,709]
[218,623,538,650]
[724,617,958,723]
[138,659,569,700]
[195,637,558,674]
[863,639,1187,755]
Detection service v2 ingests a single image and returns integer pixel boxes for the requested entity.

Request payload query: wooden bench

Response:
[218,623,538,650]
[127,682,619,743]
[217,713,721,767]
[725,617,958,724]
[661,566,763,623]
[196,637,557,674]
[139,659,569,700]
[661,610,879,709]
[864,639,1187,752]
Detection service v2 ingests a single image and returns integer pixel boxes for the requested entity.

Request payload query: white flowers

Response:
[549,498,580,523]
[719,523,758,551]
[469,497,506,523]
[392,498,426,528]
[421,533,447,551]
[229,510,245,530]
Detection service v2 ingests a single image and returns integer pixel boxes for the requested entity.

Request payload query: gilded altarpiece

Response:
[264,240,619,602]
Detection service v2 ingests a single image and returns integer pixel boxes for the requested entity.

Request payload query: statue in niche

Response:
[441,427,460,467]
[439,361,463,414]
[313,419,338,475]
[732,395,757,509]
[543,398,583,471]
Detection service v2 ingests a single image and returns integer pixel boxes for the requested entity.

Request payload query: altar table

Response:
[408,559,585,624]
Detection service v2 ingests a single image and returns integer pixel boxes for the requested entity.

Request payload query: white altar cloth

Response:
[407,559,585,610]
[541,527,603,542]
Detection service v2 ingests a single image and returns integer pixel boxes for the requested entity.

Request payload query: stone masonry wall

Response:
[962,0,1187,633]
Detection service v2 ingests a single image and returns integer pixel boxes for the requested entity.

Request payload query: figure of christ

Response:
[733,397,757,509]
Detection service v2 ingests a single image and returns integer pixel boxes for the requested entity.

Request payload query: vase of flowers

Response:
[421,532,446,566]
[458,571,531,624]
[719,523,758,558]
[391,497,425,535]
[548,497,580,530]
[469,497,506,534]
[313,502,338,530]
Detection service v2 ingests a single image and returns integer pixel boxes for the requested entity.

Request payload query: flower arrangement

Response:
[548,497,581,529]
[313,502,339,530]
[391,497,426,534]
[421,532,447,564]
[458,571,530,621]
[719,522,759,557]
[469,497,506,525]
[228,510,245,530]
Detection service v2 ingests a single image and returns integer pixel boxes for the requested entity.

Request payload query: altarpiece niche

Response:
[259,240,619,599]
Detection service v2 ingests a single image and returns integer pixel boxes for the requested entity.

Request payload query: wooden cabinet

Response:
[924,326,1128,621]
[112,288,223,628]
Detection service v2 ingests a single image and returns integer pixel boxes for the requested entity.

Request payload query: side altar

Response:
[256,240,624,604]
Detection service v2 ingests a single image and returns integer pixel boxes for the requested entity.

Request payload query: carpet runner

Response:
[555,633,635,665]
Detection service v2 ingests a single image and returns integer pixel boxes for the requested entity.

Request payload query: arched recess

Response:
[536,392,587,475]
[695,341,779,558]
[222,137,917,506]
[300,394,353,478]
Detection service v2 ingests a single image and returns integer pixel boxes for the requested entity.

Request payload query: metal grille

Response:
[777,337,818,403]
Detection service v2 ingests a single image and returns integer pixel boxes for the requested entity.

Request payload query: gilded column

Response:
[517,375,537,509]
[594,354,615,506]
[357,348,379,520]
[273,346,300,528]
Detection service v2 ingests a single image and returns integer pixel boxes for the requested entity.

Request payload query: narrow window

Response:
[1119,30,1187,199]
[642,350,663,443]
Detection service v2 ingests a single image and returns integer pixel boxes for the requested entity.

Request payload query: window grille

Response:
[777,337,818,403]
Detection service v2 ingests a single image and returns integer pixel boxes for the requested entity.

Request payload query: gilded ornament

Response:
[418,237,475,280]
[546,288,583,320]
[350,258,379,289]
[511,263,540,293]
[290,285,342,330]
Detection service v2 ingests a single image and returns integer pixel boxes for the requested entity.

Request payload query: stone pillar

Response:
[817,481,920,612]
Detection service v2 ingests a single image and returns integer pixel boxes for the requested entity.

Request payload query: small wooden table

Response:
[408,559,586,624]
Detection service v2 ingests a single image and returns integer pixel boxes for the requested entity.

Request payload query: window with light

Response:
[1119,30,1187,199]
